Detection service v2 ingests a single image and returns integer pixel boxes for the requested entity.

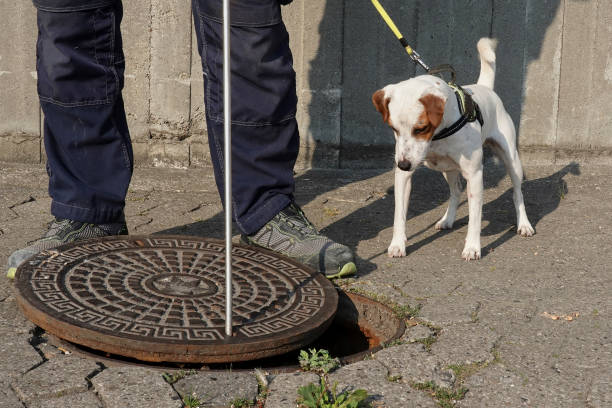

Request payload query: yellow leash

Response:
[370,0,431,71]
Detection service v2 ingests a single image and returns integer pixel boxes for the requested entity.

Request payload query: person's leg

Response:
[7,0,130,277]
[36,0,132,224]
[192,0,355,277]
[192,0,297,235]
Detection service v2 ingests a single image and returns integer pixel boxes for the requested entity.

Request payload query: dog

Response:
[372,38,534,260]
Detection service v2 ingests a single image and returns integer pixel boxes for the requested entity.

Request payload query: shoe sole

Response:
[241,236,357,279]
[325,262,357,280]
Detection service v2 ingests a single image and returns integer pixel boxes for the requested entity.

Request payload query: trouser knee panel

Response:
[36,4,124,106]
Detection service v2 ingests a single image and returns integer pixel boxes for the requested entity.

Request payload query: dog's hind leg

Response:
[461,163,483,261]
[436,170,462,230]
[486,127,535,237]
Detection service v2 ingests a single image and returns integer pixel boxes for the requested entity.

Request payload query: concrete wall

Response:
[1,0,611,169]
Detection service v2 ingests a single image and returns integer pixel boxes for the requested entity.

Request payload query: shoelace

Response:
[281,205,318,236]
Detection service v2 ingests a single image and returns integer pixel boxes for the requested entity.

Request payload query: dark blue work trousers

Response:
[34,0,298,235]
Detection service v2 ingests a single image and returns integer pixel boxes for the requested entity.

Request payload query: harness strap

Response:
[432,84,484,141]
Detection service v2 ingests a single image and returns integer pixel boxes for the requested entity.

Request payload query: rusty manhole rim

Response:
[43,291,406,373]
[14,235,338,363]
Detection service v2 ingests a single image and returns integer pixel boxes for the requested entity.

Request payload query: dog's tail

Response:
[476,37,497,89]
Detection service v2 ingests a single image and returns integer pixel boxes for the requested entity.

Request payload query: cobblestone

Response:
[11,356,98,406]
[173,371,259,408]
[401,324,435,343]
[91,367,181,408]
[430,323,500,366]
[375,343,455,389]
[28,392,103,408]
[328,360,437,408]
[264,371,319,408]
[1,162,610,407]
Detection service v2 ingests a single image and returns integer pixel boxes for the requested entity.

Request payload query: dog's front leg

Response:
[436,170,462,230]
[389,167,413,257]
[462,167,483,260]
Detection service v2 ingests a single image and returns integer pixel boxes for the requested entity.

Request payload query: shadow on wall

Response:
[304,0,573,169]
[294,0,580,273]
[162,1,582,274]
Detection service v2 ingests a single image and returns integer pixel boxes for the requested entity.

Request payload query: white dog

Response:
[372,38,534,260]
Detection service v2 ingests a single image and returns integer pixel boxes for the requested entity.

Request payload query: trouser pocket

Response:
[35,2,124,106]
[194,0,297,124]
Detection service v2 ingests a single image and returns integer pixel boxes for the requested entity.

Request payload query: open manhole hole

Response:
[14,236,338,363]
[47,291,405,371]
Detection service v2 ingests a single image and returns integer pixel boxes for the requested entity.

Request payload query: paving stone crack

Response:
[164,375,189,406]
[9,196,36,209]
[584,377,596,408]
[25,326,49,372]
[447,282,464,296]
[7,207,20,220]
[133,203,159,217]
[8,383,28,408]
[186,203,203,213]
[85,363,106,391]
[470,302,482,323]
[134,218,154,231]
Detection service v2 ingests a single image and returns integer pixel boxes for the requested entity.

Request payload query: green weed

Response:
[299,348,341,374]
[412,381,467,408]
[298,377,369,408]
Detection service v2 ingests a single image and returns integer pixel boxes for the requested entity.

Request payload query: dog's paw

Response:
[435,218,454,230]
[517,223,535,237]
[388,243,406,258]
[461,246,481,261]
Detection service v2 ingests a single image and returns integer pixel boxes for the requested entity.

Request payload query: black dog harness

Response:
[432,83,484,141]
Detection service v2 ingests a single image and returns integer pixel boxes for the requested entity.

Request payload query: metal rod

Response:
[223,0,233,337]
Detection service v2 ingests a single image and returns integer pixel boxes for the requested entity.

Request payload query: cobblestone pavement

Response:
[0,161,610,407]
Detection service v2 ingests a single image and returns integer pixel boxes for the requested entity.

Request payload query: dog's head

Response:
[372,78,447,172]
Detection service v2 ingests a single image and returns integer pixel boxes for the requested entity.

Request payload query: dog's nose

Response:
[397,160,412,171]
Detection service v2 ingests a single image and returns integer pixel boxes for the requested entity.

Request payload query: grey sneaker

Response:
[6,217,128,279]
[241,203,356,279]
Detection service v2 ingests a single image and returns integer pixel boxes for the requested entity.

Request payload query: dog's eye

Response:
[413,126,429,135]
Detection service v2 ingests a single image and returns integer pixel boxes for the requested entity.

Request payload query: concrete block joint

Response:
[1,0,611,168]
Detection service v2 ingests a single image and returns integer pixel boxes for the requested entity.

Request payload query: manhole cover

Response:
[14,235,338,363]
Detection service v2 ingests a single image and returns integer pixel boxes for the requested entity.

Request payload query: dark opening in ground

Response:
[48,291,404,372]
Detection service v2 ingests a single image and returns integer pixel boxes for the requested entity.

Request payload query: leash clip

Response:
[427,64,457,85]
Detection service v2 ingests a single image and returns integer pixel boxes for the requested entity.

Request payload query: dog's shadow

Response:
[478,161,581,256]
[319,161,581,266]
[156,162,580,273]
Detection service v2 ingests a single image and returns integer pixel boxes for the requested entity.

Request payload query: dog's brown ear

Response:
[372,89,391,124]
[419,94,446,129]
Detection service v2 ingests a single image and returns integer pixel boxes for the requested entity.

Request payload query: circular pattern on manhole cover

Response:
[14,236,338,363]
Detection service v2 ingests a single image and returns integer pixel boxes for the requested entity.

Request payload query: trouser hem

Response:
[239,195,291,236]
[51,200,124,224]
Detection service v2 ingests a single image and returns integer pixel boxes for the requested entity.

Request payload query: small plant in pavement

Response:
[299,348,340,374]
[412,381,468,408]
[183,392,203,408]
[162,369,196,384]
[229,397,253,407]
[297,377,370,408]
